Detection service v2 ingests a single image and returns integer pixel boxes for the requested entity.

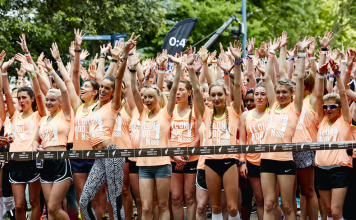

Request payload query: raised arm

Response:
[16,34,39,73]
[279,31,289,79]
[318,31,334,66]
[344,49,356,101]
[198,47,213,86]
[229,40,243,115]
[0,59,6,123]
[73,29,86,95]
[166,55,182,116]
[1,58,16,117]
[316,63,328,123]
[246,38,257,88]
[187,46,205,117]
[330,59,351,123]
[22,63,46,117]
[156,50,168,90]
[264,39,281,105]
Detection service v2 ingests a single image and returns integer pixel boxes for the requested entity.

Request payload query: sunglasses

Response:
[323,104,339,109]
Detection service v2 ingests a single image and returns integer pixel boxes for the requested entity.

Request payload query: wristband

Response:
[24,52,30,56]
[298,53,307,58]
[240,161,246,165]
[158,70,165,74]
[327,74,334,78]
[30,71,36,79]
[224,75,229,79]
[309,57,316,60]
[269,50,276,55]
[165,73,170,76]
[195,71,200,75]
[149,78,154,83]
[224,71,229,75]
[341,60,347,64]
[1,72,7,76]
[111,59,118,63]
[18,76,23,81]
[321,51,328,55]
[40,71,45,75]
[247,54,254,59]
[71,58,75,61]
[48,69,56,76]
[298,50,306,53]
[101,52,107,57]
[268,54,275,58]
[74,49,82,53]
[129,53,134,56]
[234,59,243,65]
[208,64,212,67]
[80,60,85,64]
[347,69,352,73]
[128,69,137,73]
[329,77,334,81]
[318,74,325,79]
[334,71,341,76]
[100,56,105,59]
[288,55,298,61]
[159,67,166,71]
[321,47,328,51]
[56,60,62,63]
[187,65,194,70]
[25,56,31,59]
[181,77,186,80]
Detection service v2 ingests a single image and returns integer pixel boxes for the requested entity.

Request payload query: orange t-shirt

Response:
[315,117,353,167]
[245,108,269,166]
[136,106,172,167]
[129,108,140,162]
[292,96,318,143]
[10,110,42,152]
[73,104,93,150]
[262,102,300,161]
[170,105,199,161]
[197,122,207,170]
[88,101,119,147]
[112,106,131,149]
[202,106,240,160]
[39,110,71,148]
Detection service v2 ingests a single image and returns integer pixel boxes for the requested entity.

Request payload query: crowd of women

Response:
[0,29,354,220]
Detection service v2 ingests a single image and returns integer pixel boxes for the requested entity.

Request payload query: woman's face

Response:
[210,86,226,109]
[323,99,340,120]
[17,91,33,111]
[162,82,170,92]
[203,93,213,109]
[140,88,146,104]
[176,83,190,103]
[245,93,255,110]
[275,84,293,106]
[254,86,268,108]
[143,89,159,110]
[80,81,97,101]
[45,92,61,112]
[99,79,114,101]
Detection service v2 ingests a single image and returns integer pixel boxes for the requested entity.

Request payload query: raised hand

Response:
[37,52,45,65]
[329,59,339,73]
[1,57,15,72]
[298,36,314,51]
[229,40,242,59]
[207,50,217,64]
[100,43,112,55]
[69,41,75,58]
[198,46,209,63]
[319,63,329,74]
[88,63,97,78]
[256,42,266,58]
[186,46,196,65]
[217,59,233,72]
[247,38,255,54]
[15,53,27,64]
[280,31,289,47]
[337,43,345,60]
[0,50,5,67]
[306,38,316,55]
[330,49,338,60]
[80,49,90,60]
[269,38,281,52]
[50,43,61,61]
[110,41,124,59]
[66,62,71,73]
[124,32,140,55]
[318,31,334,48]
[21,63,34,73]
[44,58,53,71]
[347,49,356,68]
[16,34,29,53]
[157,49,168,67]
[194,57,203,72]
[167,54,181,65]
[129,54,142,69]
[80,67,88,80]
[74,29,86,49]
[256,60,266,75]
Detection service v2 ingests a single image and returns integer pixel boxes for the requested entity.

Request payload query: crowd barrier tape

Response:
[2,141,355,160]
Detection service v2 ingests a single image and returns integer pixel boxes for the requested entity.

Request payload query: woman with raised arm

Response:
[29,60,72,220]
[78,33,139,220]
[188,42,242,220]
[50,42,104,219]
[2,57,46,220]
[315,59,353,220]
[261,37,313,220]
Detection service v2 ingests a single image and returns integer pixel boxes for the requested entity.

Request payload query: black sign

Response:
[111,149,135,158]
[136,148,161,157]
[0,152,7,160]
[195,146,214,155]
[164,147,188,157]
[60,151,83,159]
[83,150,109,159]
[10,152,33,160]
[36,151,58,160]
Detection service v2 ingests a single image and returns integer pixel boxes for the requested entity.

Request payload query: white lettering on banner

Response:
[319,128,338,142]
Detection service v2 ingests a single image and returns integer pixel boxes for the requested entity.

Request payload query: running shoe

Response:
[207,212,212,218]
[251,202,257,214]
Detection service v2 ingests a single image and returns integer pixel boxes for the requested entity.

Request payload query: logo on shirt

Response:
[248,121,267,144]
[267,113,288,139]
[208,121,231,145]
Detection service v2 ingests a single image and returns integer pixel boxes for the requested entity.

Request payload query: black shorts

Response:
[71,159,95,173]
[315,166,350,190]
[128,160,139,174]
[195,170,224,191]
[40,159,73,184]
[260,159,296,175]
[172,160,198,174]
[2,162,13,197]
[247,161,260,178]
[9,160,40,184]
[125,157,129,163]
[205,158,238,178]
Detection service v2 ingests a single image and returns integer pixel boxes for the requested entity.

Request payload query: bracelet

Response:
[247,54,254,59]
[48,69,56,76]
[195,71,200,75]
[234,59,243,65]
[224,75,230,78]
[158,70,165,74]
[321,51,328,55]
[71,58,75,61]
[208,64,212,67]
[1,72,7,76]
[122,57,128,60]
[111,59,118,63]
[321,47,328,51]
[30,71,36,79]
[56,60,62,63]
[298,50,306,53]
[318,74,325,79]
[269,50,276,55]
[268,54,275,58]
[326,74,334,78]
[347,69,352,73]
[309,57,316,60]
[329,77,335,81]
[25,56,31,59]
[101,53,107,57]
[129,53,134,56]
[224,71,230,75]
[40,71,45,75]
[182,77,186,80]
[74,49,82,53]
[187,65,194,70]
[149,78,154,83]
[334,71,341,76]
[24,52,30,56]
[159,67,166,71]
[128,69,137,73]
[298,53,307,58]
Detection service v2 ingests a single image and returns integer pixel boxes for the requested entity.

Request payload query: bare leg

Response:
[155,177,171,220]
[277,174,296,220]
[183,173,197,220]
[28,180,42,220]
[196,187,209,220]
[298,167,318,220]
[261,173,277,220]
[122,163,133,220]
[170,173,184,220]
[139,178,155,220]
[130,173,142,220]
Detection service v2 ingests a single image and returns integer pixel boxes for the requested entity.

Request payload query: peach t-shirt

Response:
[244,108,269,166]
[170,105,199,161]
[73,104,93,150]
[136,106,172,167]
[39,110,71,148]
[315,117,353,167]
[197,122,207,170]
[292,96,318,143]
[88,101,119,147]
[202,106,240,160]
[112,106,131,149]
[262,102,300,161]
[10,110,42,152]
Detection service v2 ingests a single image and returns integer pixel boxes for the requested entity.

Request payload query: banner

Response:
[162,18,197,73]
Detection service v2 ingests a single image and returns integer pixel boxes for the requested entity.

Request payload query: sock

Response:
[212,212,223,220]
[327,217,333,220]
[0,197,3,220]
[339,217,344,220]
[3,197,15,211]
[6,210,15,220]
[228,212,241,220]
